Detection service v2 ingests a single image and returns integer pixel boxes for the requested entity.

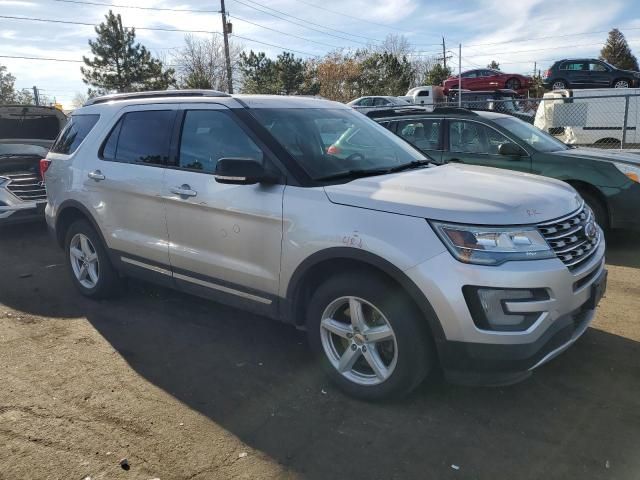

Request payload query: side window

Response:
[462,71,477,79]
[373,98,390,106]
[178,110,263,173]
[397,119,441,151]
[359,98,373,106]
[101,110,175,165]
[51,114,99,154]
[561,62,585,71]
[417,90,430,97]
[589,62,607,72]
[449,121,510,154]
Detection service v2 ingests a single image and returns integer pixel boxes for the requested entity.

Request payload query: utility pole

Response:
[458,44,462,107]
[442,36,447,71]
[533,61,537,78]
[32,86,40,106]
[220,0,233,94]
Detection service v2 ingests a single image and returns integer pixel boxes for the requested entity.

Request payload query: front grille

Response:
[5,172,47,202]
[537,204,601,271]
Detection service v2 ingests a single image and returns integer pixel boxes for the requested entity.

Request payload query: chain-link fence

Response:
[442,91,640,150]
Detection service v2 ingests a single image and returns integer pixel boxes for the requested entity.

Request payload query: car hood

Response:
[0,105,66,142]
[324,163,582,225]
[554,147,640,166]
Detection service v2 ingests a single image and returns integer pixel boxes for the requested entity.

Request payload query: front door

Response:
[440,119,532,173]
[588,61,612,87]
[163,104,285,311]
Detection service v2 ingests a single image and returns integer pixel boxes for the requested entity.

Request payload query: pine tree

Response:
[81,10,175,93]
[600,29,639,71]
[487,60,500,70]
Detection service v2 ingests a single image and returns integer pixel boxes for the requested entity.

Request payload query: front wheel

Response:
[306,272,433,400]
[613,79,631,88]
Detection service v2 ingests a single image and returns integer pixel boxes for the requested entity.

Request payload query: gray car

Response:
[44,90,606,399]
[0,105,67,224]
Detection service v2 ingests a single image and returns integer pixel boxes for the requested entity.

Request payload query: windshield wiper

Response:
[315,168,391,182]
[387,159,434,173]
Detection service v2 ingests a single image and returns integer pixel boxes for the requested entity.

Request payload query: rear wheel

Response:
[552,79,567,90]
[505,78,521,90]
[65,219,121,298]
[306,272,433,400]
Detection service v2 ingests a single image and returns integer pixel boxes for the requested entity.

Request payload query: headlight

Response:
[634,72,640,78]
[430,221,555,266]
[613,162,640,183]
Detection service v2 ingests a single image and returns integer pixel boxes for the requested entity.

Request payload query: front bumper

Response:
[0,200,46,224]
[405,233,606,385]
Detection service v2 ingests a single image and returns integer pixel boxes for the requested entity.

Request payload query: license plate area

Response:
[585,269,608,310]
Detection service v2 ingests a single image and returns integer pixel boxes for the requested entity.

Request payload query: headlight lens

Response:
[431,221,555,265]
[613,162,640,183]
[634,72,640,78]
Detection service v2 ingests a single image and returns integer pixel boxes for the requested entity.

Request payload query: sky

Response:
[1,0,639,108]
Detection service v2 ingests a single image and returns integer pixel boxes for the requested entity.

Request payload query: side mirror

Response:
[214,158,276,185]
[498,142,525,158]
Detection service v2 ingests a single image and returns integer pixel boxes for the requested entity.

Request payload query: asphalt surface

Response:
[0,222,639,480]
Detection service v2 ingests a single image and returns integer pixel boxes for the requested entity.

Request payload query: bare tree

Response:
[172,34,243,92]
[71,92,89,109]
[409,55,438,87]
[376,34,412,58]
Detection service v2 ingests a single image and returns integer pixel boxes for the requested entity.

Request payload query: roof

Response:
[367,106,512,121]
[80,90,346,110]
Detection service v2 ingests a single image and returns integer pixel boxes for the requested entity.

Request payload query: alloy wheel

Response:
[614,80,630,88]
[552,81,566,90]
[320,296,398,386]
[69,233,100,289]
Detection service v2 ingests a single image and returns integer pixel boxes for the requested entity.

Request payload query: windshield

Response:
[251,108,429,180]
[0,143,49,157]
[493,117,569,152]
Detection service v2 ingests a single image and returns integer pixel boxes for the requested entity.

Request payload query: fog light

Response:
[463,287,547,331]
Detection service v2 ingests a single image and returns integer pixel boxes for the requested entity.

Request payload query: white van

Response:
[534,88,640,147]
[399,86,446,108]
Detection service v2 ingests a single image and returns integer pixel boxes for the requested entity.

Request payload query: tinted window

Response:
[102,110,174,165]
[561,62,586,71]
[417,90,430,97]
[373,98,390,106]
[461,71,478,78]
[51,114,99,154]
[589,62,608,72]
[178,110,263,173]
[493,117,569,152]
[449,120,510,154]
[358,98,373,106]
[397,119,441,151]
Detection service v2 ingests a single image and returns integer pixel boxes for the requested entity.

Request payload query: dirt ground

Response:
[0,222,639,480]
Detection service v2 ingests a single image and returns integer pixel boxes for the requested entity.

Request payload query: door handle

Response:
[170,184,197,197]
[88,170,105,181]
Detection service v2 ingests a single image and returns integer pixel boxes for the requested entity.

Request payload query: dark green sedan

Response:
[368,107,640,230]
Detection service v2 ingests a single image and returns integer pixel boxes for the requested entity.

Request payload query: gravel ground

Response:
[0,222,639,480]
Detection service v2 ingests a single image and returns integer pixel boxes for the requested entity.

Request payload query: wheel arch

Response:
[284,247,446,343]
[564,179,610,227]
[54,200,108,249]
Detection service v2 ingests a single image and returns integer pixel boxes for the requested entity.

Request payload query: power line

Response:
[229,0,378,45]
[229,13,342,49]
[47,0,219,13]
[231,33,317,56]
[465,27,640,48]
[0,54,83,62]
[0,14,220,34]
[460,40,640,58]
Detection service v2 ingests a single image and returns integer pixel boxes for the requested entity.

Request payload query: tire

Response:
[306,272,434,400]
[551,79,567,90]
[578,190,608,230]
[613,79,631,88]
[505,78,521,90]
[64,219,121,299]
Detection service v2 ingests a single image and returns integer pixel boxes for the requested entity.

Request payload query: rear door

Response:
[83,105,175,273]
[440,119,532,172]
[394,118,443,162]
[561,61,589,86]
[162,104,284,311]
[461,70,482,90]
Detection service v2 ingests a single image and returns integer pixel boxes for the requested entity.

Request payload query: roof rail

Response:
[363,107,430,118]
[84,89,231,106]
[432,106,478,115]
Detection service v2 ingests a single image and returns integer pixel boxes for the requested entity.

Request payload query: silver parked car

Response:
[0,105,67,224]
[44,90,607,399]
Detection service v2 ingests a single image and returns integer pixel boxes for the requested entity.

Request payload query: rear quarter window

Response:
[50,114,100,154]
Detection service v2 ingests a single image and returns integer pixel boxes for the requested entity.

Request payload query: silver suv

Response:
[44,91,607,399]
